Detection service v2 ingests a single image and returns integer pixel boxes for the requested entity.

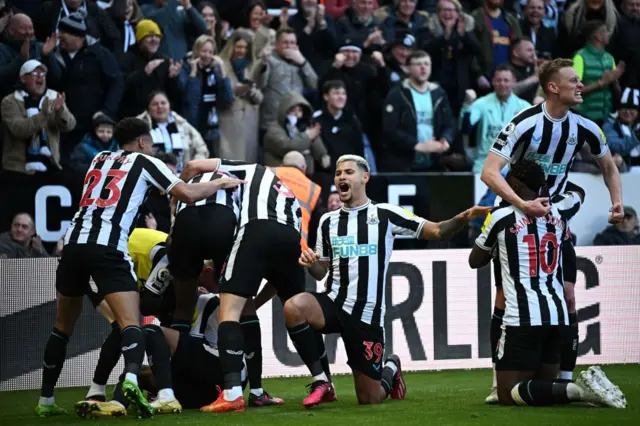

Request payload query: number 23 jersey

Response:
[64,150,181,254]
[474,191,584,327]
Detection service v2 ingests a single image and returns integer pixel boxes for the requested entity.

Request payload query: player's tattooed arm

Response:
[420,206,492,240]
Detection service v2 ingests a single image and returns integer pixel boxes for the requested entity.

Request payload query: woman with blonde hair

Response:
[179,34,234,157]
[217,29,264,162]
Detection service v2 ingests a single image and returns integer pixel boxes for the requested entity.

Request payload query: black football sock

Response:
[120,326,145,379]
[218,321,245,391]
[240,315,263,390]
[380,365,396,399]
[169,318,191,332]
[143,325,173,392]
[511,380,571,406]
[40,328,69,398]
[287,323,324,378]
[92,322,121,387]
[315,331,332,383]
[112,373,128,407]
[559,312,579,381]
[490,308,504,363]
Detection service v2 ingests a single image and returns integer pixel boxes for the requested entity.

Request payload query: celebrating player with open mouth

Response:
[284,155,490,407]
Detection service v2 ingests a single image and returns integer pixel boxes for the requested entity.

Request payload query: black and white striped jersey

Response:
[316,200,426,327]
[475,191,584,326]
[175,171,242,220]
[214,159,301,231]
[491,102,608,197]
[64,150,181,253]
[190,293,220,347]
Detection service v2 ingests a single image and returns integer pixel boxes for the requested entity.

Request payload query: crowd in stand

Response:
[1,0,640,254]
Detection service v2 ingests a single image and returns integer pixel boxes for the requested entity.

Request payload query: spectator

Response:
[0,213,49,258]
[460,64,530,173]
[326,0,379,19]
[379,31,414,94]
[471,0,522,80]
[603,87,640,171]
[510,37,539,103]
[179,34,233,157]
[0,14,56,100]
[141,0,208,61]
[255,27,318,139]
[610,0,640,90]
[593,206,640,245]
[314,79,365,170]
[1,60,75,175]
[137,90,208,172]
[573,20,622,125]
[287,0,340,84]
[321,40,385,156]
[218,29,263,163]
[519,0,555,60]
[196,2,229,50]
[67,113,117,173]
[107,0,143,67]
[327,190,343,211]
[119,19,182,119]
[264,91,330,177]
[557,0,618,58]
[337,0,384,49]
[382,50,456,172]
[44,12,123,160]
[239,0,275,61]
[35,0,119,50]
[376,0,431,47]
[425,0,480,117]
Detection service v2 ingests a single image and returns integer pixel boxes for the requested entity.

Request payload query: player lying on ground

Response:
[75,322,248,418]
[35,118,244,418]
[177,158,330,413]
[469,160,626,408]
[81,228,282,412]
[284,155,491,407]
[479,58,624,404]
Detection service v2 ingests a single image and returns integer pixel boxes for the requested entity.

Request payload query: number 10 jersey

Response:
[64,150,181,254]
[474,190,584,327]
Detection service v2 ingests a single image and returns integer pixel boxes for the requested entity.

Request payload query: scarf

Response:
[231,57,249,81]
[23,92,53,172]
[199,65,220,141]
[123,20,135,52]
[150,113,185,171]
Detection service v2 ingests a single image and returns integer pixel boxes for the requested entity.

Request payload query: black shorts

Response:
[218,220,305,301]
[495,325,565,371]
[313,293,385,380]
[168,204,237,280]
[56,243,137,298]
[171,332,223,409]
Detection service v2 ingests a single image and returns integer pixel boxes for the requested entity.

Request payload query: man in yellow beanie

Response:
[119,18,183,119]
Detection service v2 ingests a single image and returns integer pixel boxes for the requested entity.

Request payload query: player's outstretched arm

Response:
[180,158,222,181]
[169,178,244,204]
[595,150,624,223]
[419,206,492,240]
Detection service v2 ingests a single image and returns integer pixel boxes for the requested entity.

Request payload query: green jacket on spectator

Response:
[573,43,616,123]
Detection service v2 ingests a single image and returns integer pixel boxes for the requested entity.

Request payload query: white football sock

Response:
[385,360,398,375]
[224,386,243,401]
[124,373,138,385]
[559,371,573,380]
[87,382,106,398]
[492,364,497,387]
[157,388,175,401]
[39,396,55,406]
[313,372,329,383]
[250,388,264,397]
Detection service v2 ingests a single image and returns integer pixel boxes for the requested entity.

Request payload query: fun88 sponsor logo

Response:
[331,236,378,258]
[524,152,567,175]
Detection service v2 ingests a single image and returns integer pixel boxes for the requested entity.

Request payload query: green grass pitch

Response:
[1,365,639,425]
